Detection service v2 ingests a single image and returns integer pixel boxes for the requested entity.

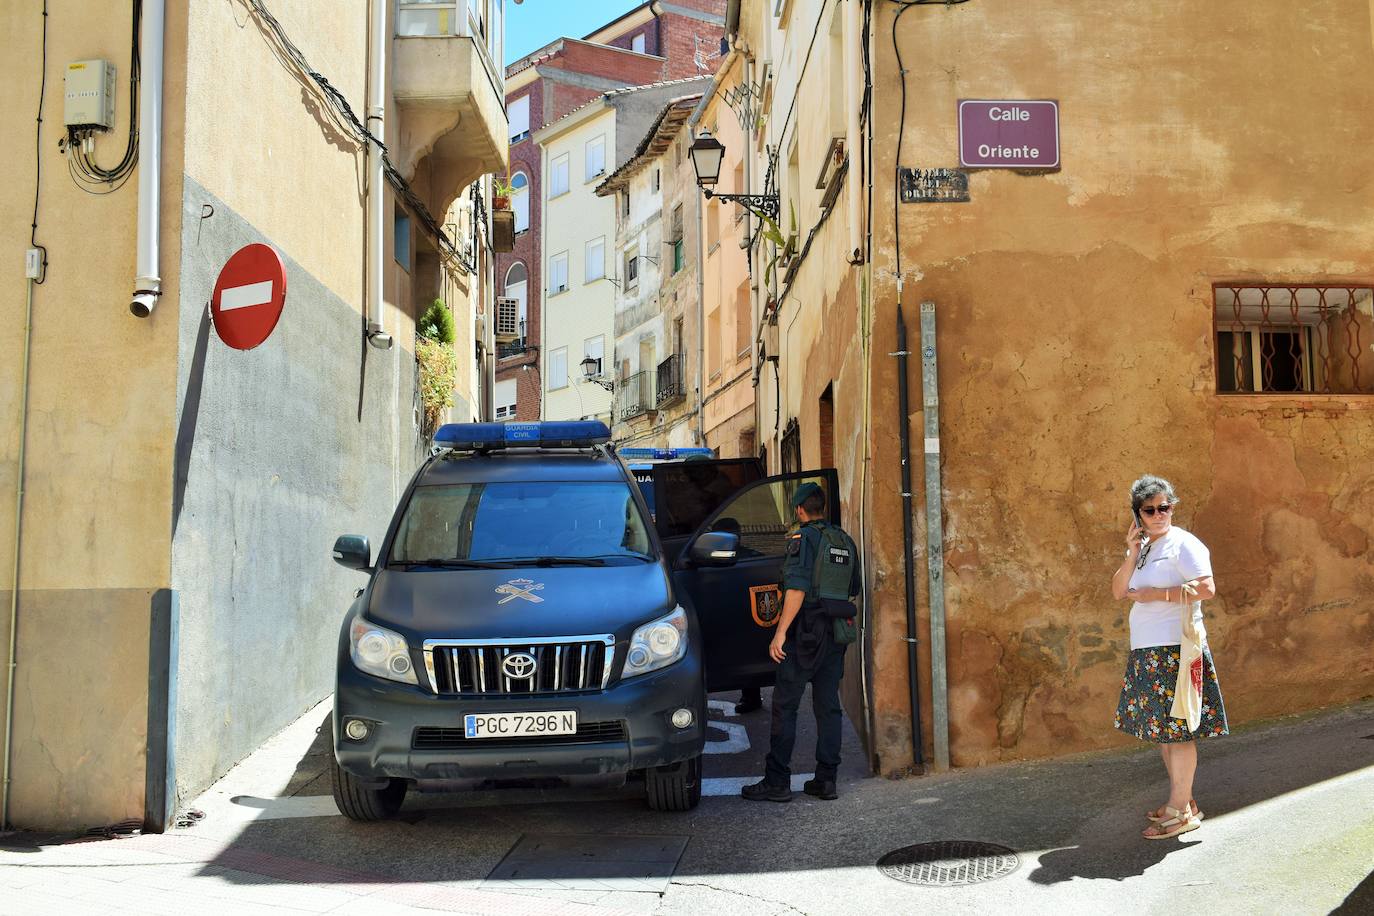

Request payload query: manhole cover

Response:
[877,840,1020,886]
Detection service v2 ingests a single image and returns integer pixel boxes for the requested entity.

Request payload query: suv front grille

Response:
[412,720,627,749]
[422,637,615,695]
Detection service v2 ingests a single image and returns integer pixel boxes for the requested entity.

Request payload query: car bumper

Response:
[333,653,706,785]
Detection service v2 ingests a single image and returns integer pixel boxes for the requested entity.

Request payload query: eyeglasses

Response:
[1140,504,1173,517]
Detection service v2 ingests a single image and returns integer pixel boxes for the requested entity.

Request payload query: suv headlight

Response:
[349,618,418,685]
[622,607,688,679]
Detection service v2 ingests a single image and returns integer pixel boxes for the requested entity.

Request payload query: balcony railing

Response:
[616,371,654,422]
[656,354,685,408]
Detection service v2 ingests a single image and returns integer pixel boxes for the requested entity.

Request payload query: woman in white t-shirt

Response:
[1110,475,1229,840]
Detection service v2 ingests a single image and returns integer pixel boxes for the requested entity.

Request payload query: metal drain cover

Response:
[877,840,1020,886]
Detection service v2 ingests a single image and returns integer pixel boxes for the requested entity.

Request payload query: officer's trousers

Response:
[764,636,845,784]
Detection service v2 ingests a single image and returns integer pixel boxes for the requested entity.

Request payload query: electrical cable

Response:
[241,0,478,275]
[30,0,50,282]
[63,0,142,192]
[890,0,973,281]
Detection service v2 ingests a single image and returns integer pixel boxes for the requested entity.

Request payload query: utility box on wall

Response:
[64,59,116,130]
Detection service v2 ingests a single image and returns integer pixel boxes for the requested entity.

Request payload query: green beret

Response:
[791,481,823,509]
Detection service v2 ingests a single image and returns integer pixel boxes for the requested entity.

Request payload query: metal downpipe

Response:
[896,300,925,770]
[3,279,37,829]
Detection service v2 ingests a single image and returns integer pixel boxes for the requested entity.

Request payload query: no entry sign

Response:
[211,243,287,350]
[958,100,1060,169]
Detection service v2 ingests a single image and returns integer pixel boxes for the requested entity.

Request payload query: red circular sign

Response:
[210,243,287,351]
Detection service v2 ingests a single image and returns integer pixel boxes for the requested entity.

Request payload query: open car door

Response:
[649,458,764,563]
[670,469,841,693]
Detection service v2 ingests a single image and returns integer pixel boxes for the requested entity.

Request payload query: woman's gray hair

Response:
[1130,474,1179,513]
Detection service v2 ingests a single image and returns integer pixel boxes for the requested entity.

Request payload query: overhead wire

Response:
[30,0,50,282]
[241,0,479,275]
[889,0,972,281]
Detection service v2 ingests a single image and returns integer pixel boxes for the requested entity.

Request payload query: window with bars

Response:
[1213,285,1374,394]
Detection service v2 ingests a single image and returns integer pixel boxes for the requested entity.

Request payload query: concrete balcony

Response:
[393,5,508,215]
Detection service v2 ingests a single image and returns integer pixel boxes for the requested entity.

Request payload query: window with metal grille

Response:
[781,418,801,473]
[1213,285,1374,394]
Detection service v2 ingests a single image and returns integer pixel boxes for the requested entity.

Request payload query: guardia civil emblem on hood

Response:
[495,578,545,604]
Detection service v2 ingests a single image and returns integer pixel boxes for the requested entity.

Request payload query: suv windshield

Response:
[389,481,653,565]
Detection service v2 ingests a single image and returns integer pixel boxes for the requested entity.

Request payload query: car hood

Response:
[365,562,674,639]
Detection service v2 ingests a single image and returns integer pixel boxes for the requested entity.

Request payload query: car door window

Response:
[697,474,835,560]
[652,459,764,538]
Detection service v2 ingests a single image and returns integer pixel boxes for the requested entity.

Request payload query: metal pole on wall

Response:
[919,300,950,771]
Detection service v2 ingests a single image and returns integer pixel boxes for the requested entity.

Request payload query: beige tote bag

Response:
[1169,557,1206,732]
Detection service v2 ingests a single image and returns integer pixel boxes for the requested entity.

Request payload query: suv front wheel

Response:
[645,753,702,811]
[331,756,407,821]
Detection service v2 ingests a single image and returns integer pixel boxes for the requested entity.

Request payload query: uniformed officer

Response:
[742,482,861,802]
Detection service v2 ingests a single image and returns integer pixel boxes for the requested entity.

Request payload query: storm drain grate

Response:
[877,840,1020,887]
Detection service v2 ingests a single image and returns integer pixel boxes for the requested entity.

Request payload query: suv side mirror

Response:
[689,531,739,567]
[332,535,372,572]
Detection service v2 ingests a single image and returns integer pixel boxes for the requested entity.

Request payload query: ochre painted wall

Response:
[0,0,189,826]
[861,0,1374,769]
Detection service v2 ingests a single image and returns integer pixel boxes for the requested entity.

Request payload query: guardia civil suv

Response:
[328,420,837,819]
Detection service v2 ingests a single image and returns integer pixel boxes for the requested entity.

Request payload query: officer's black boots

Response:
[741,778,793,802]
[735,687,763,714]
[802,778,838,800]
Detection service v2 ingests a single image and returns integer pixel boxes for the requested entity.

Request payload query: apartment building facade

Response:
[494,1,726,422]
[595,94,704,446]
[537,78,713,424]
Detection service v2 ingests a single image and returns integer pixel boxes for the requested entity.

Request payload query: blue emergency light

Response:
[434,421,611,450]
[617,447,715,460]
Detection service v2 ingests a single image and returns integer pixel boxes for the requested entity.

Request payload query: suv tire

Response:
[330,755,407,821]
[645,753,702,811]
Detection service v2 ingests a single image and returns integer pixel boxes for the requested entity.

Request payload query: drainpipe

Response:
[843,0,862,264]
[365,0,393,350]
[2,279,36,830]
[896,298,925,771]
[694,157,706,447]
[129,0,165,317]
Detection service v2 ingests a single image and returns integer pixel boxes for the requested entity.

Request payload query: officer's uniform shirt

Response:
[781,523,825,600]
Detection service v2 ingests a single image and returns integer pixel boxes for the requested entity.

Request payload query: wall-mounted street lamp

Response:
[688,131,779,221]
[580,356,614,391]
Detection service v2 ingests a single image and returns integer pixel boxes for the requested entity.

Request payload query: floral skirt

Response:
[1113,645,1229,743]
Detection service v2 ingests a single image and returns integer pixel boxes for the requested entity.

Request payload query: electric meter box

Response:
[64,59,116,130]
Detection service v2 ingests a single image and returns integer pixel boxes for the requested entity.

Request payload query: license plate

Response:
[463,710,578,739]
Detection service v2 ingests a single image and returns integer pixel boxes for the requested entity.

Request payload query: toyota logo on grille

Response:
[502,652,537,680]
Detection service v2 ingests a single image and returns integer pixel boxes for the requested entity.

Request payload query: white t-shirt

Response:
[1127,527,1212,650]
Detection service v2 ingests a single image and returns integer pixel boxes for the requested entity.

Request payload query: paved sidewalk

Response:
[2,697,1372,915]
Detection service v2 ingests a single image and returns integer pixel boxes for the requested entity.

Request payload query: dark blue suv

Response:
[329,421,837,818]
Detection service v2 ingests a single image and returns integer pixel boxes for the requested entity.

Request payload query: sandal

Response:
[1147,799,1202,823]
[1142,805,1200,840]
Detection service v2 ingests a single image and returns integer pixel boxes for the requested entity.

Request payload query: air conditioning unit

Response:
[495,297,520,340]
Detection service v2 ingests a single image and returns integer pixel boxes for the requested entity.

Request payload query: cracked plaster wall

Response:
[855,0,1374,770]
[745,0,1374,773]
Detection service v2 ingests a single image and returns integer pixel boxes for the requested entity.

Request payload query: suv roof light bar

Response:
[617,447,716,460]
[434,421,612,451]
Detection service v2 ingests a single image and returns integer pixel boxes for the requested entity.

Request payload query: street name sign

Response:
[211,243,288,350]
[958,100,1060,169]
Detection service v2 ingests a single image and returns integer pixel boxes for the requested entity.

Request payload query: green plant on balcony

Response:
[759,202,798,287]
[491,176,514,210]
[416,298,457,440]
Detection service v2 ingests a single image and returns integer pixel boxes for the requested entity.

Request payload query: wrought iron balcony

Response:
[656,354,685,408]
[616,371,654,422]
